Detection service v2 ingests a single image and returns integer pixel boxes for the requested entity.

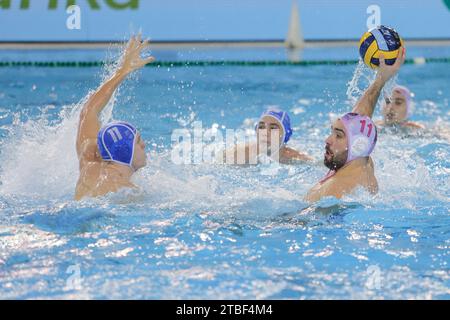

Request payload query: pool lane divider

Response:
[0,58,449,68]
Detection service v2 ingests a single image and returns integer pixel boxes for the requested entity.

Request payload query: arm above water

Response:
[76,69,128,162]
[352,47,406,118]
[304,178,350,203]
[76,35,155,161]
[305,158,378,202]
[280,147,314,164]
[403,121,425,129]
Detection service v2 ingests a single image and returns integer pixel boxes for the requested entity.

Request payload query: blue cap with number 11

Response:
[97,121,137,167]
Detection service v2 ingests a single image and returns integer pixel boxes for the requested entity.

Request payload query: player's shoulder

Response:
[334,158,373,183]
[282,147,313,161]
[403,121,425,129]
[375,120,385,127]
[282,146,298,156]
[79,139,102,162]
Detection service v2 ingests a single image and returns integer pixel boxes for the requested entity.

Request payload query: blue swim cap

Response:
[97,121,137,167]
[257,108,293,144]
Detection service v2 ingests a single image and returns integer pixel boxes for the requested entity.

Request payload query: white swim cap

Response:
[340,113,378,164]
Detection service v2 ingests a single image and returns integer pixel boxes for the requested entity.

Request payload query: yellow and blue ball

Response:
[359,25,403,69]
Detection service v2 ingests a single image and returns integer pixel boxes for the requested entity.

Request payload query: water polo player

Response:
[219,107,313,164]
[75,35,154,200]
[377,85,424,129]
[305,47,406,202]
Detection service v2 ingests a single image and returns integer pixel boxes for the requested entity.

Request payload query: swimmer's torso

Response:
[75,162,136,200]
[304,157,378,202]
[75,142,135,200]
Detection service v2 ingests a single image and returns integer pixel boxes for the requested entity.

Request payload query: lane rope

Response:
[0,58,449,68]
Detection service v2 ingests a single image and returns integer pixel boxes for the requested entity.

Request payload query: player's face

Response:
[324,119,348,170]
[256,116,284,151]
[132,133,147,170]
[383,90,408,124]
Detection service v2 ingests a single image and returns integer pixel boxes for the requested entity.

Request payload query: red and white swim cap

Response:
[393,85,413,117]
[340,113,378,164]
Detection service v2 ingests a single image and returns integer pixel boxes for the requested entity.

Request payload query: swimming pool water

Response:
[0,49,449,299]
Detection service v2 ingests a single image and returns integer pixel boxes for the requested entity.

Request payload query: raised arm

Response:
[76,35,155,159]
[352,47,406,118]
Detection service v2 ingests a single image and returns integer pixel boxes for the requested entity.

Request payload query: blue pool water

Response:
[0,47,449,299]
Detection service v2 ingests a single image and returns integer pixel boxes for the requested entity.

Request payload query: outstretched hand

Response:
[119,34,155,74]
[351,47,406,118]
[376,46,406,84]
